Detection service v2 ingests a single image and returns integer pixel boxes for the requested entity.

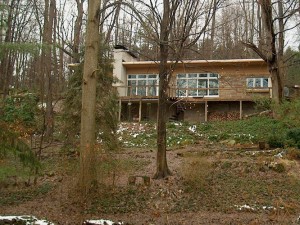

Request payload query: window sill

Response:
[246,89,270,93]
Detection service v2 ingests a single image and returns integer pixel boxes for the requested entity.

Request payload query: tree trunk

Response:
[154,0,171,179]
[73,0,84,63]
[79,0,101,194]
[42,0,56,140]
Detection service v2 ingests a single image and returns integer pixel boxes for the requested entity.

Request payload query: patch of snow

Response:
[84,219,123,225]
[0,215,54,225]
[235,204,257,211]
[131,133,139,138]
[188,125,197,133]
[274,151,284,158]
[234,204,283,212]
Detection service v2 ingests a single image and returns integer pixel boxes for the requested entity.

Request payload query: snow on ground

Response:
[0,215,54,225]
[84,219,123,225]
[234,204,284,212]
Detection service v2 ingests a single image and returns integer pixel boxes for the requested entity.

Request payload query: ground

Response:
[1,140,300,225]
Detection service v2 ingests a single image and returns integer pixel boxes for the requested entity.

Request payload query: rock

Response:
[227,140,236,146]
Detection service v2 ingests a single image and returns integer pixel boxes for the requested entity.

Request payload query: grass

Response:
[88,185,151,214]
[118,116,294,149]
[180,150,300,213]
[0,182,53,206]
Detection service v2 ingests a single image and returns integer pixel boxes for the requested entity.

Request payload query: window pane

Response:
[199,73,208,78]
[148,75,157,79]
[188,74,197,78]
[210,73,218,78]
[209,80,219,88]
[209,89,219,95]
[137,80,146,95]
[198,80,207,96]
[177,79,187,97]
[247,78,254,88]
[138,75,146,79]
[177,74,186,78]
[177,79,187,88]
[148,80,157,96]
[255,78,261,87]
[198,80,207,88]
[188,79,197,96]
[262,78,268,87]
[128,75,136,79]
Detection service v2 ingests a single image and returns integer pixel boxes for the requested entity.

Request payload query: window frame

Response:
[246,77,269,89]
[127,74,159,96]
[176,73,219,97]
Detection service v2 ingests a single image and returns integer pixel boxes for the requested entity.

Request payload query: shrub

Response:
[181,157,213,192]
[286,128,300,149]
[1,93,38,126]
[268,134,285,149]
[274,99,300,127]
[286,148,300,160]
[254,97,272,111]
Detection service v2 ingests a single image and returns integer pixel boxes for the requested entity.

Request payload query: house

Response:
[113,45,271,122]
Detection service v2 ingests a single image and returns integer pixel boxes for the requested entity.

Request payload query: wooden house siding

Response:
[113,48,271,122]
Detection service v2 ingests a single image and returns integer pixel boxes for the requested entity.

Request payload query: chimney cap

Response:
[114,45,137,58]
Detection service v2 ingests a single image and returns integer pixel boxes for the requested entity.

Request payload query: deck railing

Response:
[115,85,270,98]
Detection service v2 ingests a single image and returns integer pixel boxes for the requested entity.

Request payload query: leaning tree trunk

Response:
[154,0,171,179]
[79,0,101,195]
[269,63,283,104]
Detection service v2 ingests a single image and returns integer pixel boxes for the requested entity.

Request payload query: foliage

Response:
[62,44,120,152]
[0,122,40,171]
[267,133,285,149]
[0,92,40,173]
[181,157,213,192]
[273,99,300,127]
[254,96,272,111]
[284,47,300,86]
[0,43,42,60]
[286,128,300,149]
[117,116,294,148]
[1,92,38,126]
[179,151,300,213]
[0,182,52,206]
[286,148,300,160]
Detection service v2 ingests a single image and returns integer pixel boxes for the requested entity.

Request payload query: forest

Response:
[1,0,300,224]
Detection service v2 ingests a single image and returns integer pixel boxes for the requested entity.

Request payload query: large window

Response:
[246,78,269,88]
[127,74,158,96]
[177,73,219,97]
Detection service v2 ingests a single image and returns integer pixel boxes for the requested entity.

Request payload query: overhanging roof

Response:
[122,59,267,69]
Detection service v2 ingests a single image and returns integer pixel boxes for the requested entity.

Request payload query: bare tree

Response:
[128,0,217,178]
[243,0,300,104]
[79,0,101,194]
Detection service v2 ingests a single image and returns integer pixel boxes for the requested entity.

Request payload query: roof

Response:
[122,59,266,69]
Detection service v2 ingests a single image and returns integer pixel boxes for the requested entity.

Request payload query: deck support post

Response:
[239,100,243,120]
[205,101,208,122]
[139,99,142,122]
[118,99,122,121]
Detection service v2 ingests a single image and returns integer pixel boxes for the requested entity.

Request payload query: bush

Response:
[181,157,213,192]
[286,128,300,149]
[254,97,272,111]
[267,134,285,148]
[274,99,300,127]
[286,148,300,160]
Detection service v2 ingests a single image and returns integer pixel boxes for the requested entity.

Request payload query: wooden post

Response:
[139,99,142,122]
[118,99,122,121]
[239,100,243,120]
[128,102,132,121]
[205,101,208,122]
